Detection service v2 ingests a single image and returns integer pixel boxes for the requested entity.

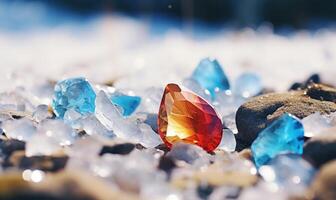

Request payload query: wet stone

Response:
[19,155,69,172]
[158,156,177,175]
[306,83,336,103]
[303,131,336,168]
[0,138,25,158]
[99,143,135,156]
[289,73,321,91]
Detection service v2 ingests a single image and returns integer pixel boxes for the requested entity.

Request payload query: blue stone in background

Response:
[234,73,262,98]
[191,58,230,99]
[251,113,304,168]
[111,94,141,116]
[52,77,96,118]
[259,154,315,194]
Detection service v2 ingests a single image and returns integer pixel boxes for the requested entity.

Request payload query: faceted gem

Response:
[110,94,141,116]
[191,58,230,99]
[259,154,315,194]
[52,77,96,118]
[251,113,304,168]
[234,73,262,98]
[158,83,223,152]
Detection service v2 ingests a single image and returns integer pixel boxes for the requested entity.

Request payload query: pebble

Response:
[303,130,336,168]
[236,91,336,149]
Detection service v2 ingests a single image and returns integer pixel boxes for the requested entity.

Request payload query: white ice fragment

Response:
[138,123,162,148]
[63,108,82,125]
[213,91,246,118]
[37,119,75,146]
[167,143,210,168]
[95,91,140,140]
[222,113,238,134]
[26,134,61,156]
[302,112,333,137]
[182,78,211,102]
[2,118,36,141]
[217,129,236,152]
[95,91,122,130]
[78,115,115,137]
[32,104,51,122]
[0,91,35,112]
[137,87,163,113]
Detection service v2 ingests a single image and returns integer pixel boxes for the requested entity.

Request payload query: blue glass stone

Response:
[251,113,304,168]
[191,58,230,99]
[110,95,141,116]
[234,73,262,98]
[259,154,315,194]
[52,77,96,118]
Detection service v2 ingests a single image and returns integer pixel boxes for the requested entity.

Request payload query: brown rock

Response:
[306,83,336,102]
[310,160,336,200]
[303,128,336,168]
[236,91,336,150]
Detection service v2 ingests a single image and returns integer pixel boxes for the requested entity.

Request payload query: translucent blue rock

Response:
[259,154,315,194]
[52,77,96,118]
[234,73,262,98]
[191,58,230,99]
[110,94,141,116]
[251,113,304,168]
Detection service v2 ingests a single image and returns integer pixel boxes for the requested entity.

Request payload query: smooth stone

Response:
[251,114,304,167]
[236,91,336,149]
[52,77,96,118]
[303,130,336,168]
[191,58,230,99]
[310,160,336,200]
[306,83,336,103]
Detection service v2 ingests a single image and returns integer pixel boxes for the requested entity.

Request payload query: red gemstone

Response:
[158,83,223,152]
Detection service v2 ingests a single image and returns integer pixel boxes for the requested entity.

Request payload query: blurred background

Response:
[3,0,336,31]
[1,0,336,91]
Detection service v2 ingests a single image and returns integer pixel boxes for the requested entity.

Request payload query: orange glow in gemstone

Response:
[158,83,223,152]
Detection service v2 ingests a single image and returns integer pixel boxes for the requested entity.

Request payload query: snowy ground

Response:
[1,16,336,94]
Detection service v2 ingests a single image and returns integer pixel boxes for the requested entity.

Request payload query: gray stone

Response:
[236,91,336,150]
